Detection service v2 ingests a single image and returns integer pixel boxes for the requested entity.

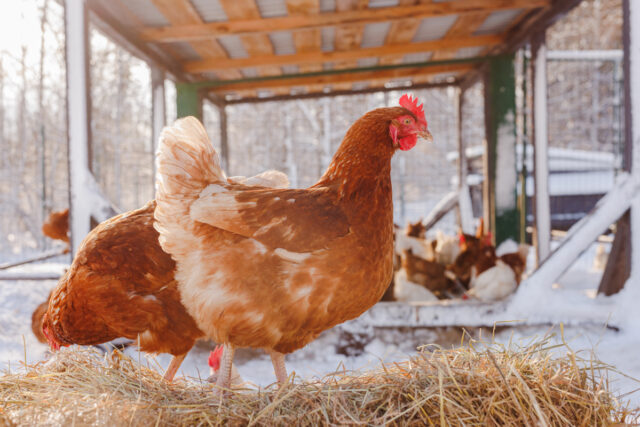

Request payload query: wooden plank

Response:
[484,54,518,246]
[65,0,92,255]
[151,66,165,190]
[223,79,454,104]
[184,34,501,72]
[209,62,473,92]
[379,0,422,66]
[531,31,551,265]
[287,0,323,92]
[141,0,549,42]
[151,0,242,80]
[332,0,368,91]
[431,11,490,61]
[219,0,283,82]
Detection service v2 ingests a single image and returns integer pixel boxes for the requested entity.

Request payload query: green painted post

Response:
[176,82,202,120]
[484,54,519,246]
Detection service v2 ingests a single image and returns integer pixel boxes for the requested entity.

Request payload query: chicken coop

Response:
[1,0,640,336]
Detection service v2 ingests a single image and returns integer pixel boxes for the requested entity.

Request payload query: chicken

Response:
[42,209,70,251]
[207,345,244,387]
[499,244,529,284]
[393,269,438,303]
[446,223,496,288]
[399,248,452,296]
[31,293,51,344]
[465,260,517,302]
[154,94,432,394]
[434,230,459,265]
[40,171,288,382]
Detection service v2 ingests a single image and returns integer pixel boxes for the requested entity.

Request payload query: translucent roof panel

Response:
[191,0,229,22]
[269,32,297,55]
[126,0,170,27]
[255,0,289,18]
[412,15,458,42]
[474,9,523,35]
[168,42,202,61]
[217,36,249,59]
[319,0,336,12]
[361,22,391,48]
[321,27,335,52]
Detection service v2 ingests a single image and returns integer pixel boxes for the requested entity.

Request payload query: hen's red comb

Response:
[208,345,224,371]
[399,94,427,128]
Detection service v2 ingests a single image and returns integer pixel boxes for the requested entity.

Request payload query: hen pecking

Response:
[154,94,432,395]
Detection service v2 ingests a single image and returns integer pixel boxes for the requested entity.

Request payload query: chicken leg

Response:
[213,343,235,398]
[269,350,288,385]
[163,353,186,382]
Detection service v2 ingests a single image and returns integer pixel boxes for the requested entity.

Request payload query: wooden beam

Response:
[176,82,202,119]
[224,79,455,104]
[141,0,549,42]
[65,0,92,255]
[484,54,518,246]
[209,62,474,92]
[332,0,368,91]
[219,0,283,85]
[185,34,502,72]
[531,31,551,265]
[151,0,242,80]
[379,0,423,66]
[219,105,230,173]
[151,66,165,191]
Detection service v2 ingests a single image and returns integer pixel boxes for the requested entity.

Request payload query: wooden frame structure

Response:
[51,0,640,331]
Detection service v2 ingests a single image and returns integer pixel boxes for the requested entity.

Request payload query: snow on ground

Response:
[1,242,639,410]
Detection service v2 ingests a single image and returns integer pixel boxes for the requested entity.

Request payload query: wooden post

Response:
[457,87,474,234]
[219,104,229,173]
[65,0,92,255]
[176,82,202,120]
[531,31,551,265]
[484,55,519,245]
[599,0,636,294]
[151,67,165,190]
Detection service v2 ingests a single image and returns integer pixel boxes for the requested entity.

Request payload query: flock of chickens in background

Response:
[387,219,529,303]
[23,95,527,397]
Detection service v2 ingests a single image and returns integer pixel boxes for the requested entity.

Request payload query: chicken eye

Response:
[403,118,412,125]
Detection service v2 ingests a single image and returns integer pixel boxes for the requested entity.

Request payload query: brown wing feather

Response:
[191,186,351,253]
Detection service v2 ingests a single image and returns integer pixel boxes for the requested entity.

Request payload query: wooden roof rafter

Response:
[140,0,549,42]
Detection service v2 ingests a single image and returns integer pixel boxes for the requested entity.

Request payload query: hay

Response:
[0,335,637,426]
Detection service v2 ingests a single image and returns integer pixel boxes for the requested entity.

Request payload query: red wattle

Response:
[398,135,417,151]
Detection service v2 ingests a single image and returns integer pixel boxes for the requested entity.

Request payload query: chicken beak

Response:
[418,129,433,143]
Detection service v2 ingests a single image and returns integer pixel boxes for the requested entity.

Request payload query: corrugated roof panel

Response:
[412,15,457,42]
[403,52,432,63]
[369,0,399,8]
[125,0,169,26]
[319,0,335,13]
[168,42,202,61]
[281,65,299,74]
[474,9,523,35]
[190,0,228,22]
[455,46,485,59]
[361,22,390,48]
[269,32,296,55]
[357,57,378,67]
[255,0,288,18]
[242,68,259,78]
[321,27,335,52]
[217,36,249,58]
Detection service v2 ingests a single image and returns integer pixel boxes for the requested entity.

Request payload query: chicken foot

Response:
[163,353,187,382]
[213,343,236,398]
[269,350,288,385]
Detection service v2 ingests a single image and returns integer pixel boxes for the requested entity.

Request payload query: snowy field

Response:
[1,242,639,411]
